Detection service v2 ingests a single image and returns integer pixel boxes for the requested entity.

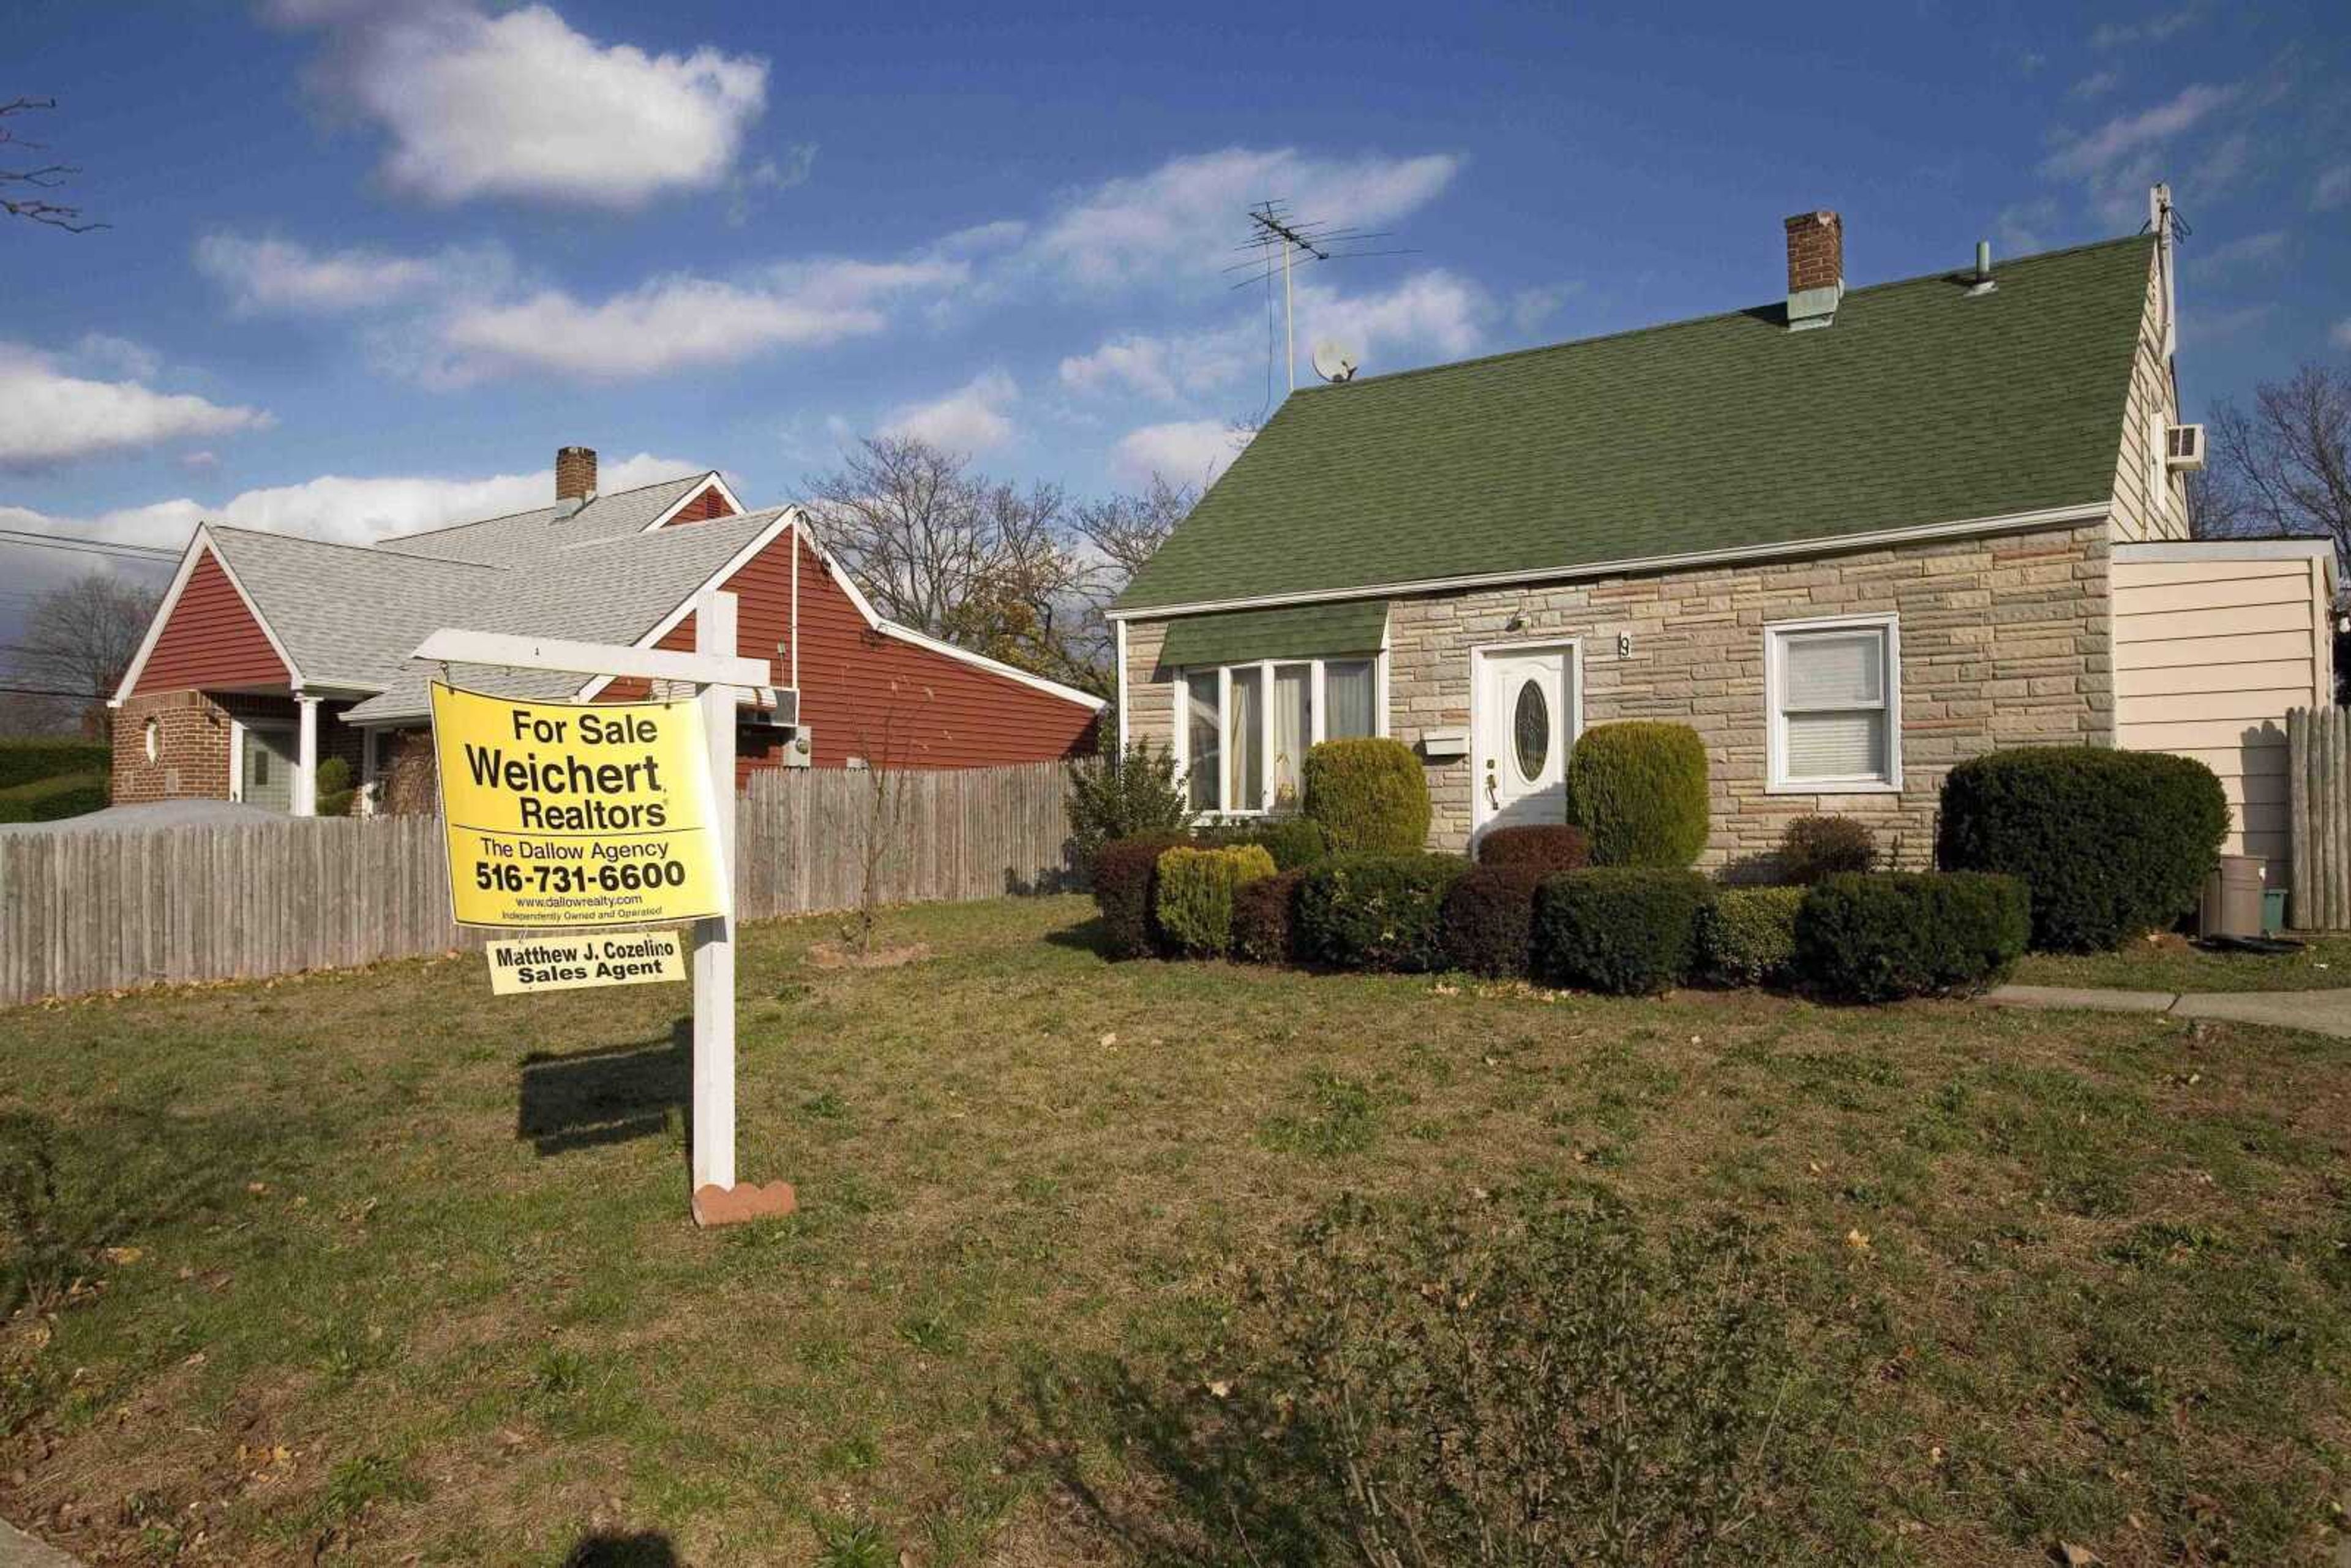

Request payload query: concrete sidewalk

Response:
[0,1520,78,1568]
[1984,984,2351,1039]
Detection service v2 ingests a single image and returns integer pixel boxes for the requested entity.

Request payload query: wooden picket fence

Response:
[2289,707,2350,931]
[0,761,1081,1006]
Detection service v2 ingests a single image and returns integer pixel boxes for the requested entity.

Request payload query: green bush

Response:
[1563,721,1709,868]
[1194,814,1328,871]
[1295,852,1468,972]
[1794,871,2030,1002]
[1440,865,1547,978]
[1068,741,1191,869]
[1777,814,1876,884]
[315,757,356,818]
[1935,747,2227,951]
[0,773,108,824]
[1154,844,1278,957]
[1233,869,1307,964]
[1532,868,1711,996]
[1302,738,1430,855]
[1697,887,1804,987]
[1090,831,1191,959]
[0,739,107,792]
[1474,823,1591,872]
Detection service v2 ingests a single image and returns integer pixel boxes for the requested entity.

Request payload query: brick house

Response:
[111,448,1103,814]
[1108,193,2338,878]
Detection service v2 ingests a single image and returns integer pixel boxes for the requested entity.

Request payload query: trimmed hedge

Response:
[1935,747,2227,952]
[1778,815,1876,885]
[1440,865,1548,978]
[0,739,107,793]
[1794,871,2030,1002]
[1532,868,1711,996]
[1234,869,1307,964]
[1090,831,1191,959]
[1155,844,1278,957]
[1697,887,1804,987]
[0,775,108,823]
[1303,738,1431,855]
[1295,852,1468,972]
[1474,823,1591,872]
[1564,722,1710,868]
[315,757,356,818]
[1195,814,1329,871]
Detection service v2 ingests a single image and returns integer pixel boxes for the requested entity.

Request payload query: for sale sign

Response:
[429,681,729,929]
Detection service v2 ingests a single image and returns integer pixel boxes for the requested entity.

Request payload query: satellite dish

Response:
[1311,339,1360,383]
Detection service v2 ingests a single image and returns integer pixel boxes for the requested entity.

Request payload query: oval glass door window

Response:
[1512,679,1550,782]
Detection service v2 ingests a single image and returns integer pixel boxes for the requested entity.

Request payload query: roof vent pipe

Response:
[1966,240,1996,297]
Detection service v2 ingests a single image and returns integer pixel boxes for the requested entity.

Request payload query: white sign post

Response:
[414,588,797,1226]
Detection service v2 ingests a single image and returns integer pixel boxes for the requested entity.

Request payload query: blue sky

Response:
[5,0,2347,625]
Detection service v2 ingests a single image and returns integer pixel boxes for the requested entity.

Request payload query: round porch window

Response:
[143,717,159,762]
[1511,680,1549,782]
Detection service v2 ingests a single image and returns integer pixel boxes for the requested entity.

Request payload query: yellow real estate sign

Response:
[429,681,729,929]
[485,931,686,994]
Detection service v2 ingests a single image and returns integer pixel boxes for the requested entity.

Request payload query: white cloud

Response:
[0,452,698,555]
[2334,318,2351,352]
[2070,68,2121,99]
[73,332,162,382]
[1295,269,1490,368]
[1113,419,1251,488]
[880,370,1019,454]
[2186,228,2287,279]
[2090,7,2199,48]
[2181,303,2273,345]
[1510,282,1583,337]
[1994,198,2062,255]
[2314,164,2351,211]
[276,1,768,208]
[429,257,965,381]
[193,232,503,314]
[0,342,272,471]
[1030,147,1461,287]
[1060,324,1256,402]
[2041,83,2238,181]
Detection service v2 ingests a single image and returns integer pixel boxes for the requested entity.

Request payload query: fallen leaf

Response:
[1845,1228,1873,1253]
[2058,1544,2101,1567]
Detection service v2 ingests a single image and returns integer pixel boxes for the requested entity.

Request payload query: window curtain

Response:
[1185,672,1221,810]
[1228,667,1263,812]
[1782,633,1886,779]
[1325,659,1376,739]
[1270,665,1311,809]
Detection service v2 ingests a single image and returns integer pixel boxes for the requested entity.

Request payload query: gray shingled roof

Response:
[206,528,500,691]
[377,474,714,565]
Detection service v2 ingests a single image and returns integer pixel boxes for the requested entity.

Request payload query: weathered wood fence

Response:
[2289,707,2350,931]
[0,761,1081,1006]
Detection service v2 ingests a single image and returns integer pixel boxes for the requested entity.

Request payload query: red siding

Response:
[654,484,737,528]
[601,527,1097,785]
[129,551,290,696]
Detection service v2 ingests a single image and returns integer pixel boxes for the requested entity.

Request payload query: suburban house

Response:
[1108,190,2339,882]
[110,448,1103,814]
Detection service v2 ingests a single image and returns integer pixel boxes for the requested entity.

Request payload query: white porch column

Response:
[293,694,320,816]
[691,590,740,1194]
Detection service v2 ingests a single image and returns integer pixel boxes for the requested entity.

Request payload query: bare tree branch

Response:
[2,97,107,232]
[2195,362,2351,577]
[6,570,158,740]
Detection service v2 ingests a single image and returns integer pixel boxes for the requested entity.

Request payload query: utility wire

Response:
[0,527,179,563]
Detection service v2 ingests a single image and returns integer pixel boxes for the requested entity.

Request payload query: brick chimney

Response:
[1783,210,1843,331]
[555,445,598,503]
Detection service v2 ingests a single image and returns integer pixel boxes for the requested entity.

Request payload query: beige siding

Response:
[2107,246,2189,544]
[2113,550,2334,877]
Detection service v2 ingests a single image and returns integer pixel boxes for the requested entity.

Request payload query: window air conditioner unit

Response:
[2165,423,2207,471]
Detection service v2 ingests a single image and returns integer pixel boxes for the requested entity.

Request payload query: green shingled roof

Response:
[1116,235,2153,613]
[1157,601,1390,665]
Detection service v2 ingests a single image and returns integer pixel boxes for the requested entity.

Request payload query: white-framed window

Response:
[142,716,160,763]
[1764,613,1900,792]
[1176,654,1382,816]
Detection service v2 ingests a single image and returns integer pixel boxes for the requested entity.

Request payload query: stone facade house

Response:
[111,448,1103,815]
[1109,195,2338,877]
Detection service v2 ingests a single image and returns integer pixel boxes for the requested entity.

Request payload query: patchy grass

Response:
[2015,929,2351,992]
[1,895,2349,1565]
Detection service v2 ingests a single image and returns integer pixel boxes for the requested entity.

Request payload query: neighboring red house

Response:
[110,447,1103,813]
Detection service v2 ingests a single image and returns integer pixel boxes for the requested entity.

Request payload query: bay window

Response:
[1765,613,1900,792]
[1176,654,1384,815]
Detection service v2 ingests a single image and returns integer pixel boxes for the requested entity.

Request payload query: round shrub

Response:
[1295,852,1469,972]
[1090,831,1190,959]
[1154,844,1278,957]
[1794,871,2030,1002]
[1474,823,1592,872]
[315,756,356,817]
[1196,814,1329,871]
[1777,814,1875,885]
[1532,868,1711,996]
[1234,869,1307,964]
[1935,747,2227,952]
[1696,887,1804,987]
[1564,722,1710,868]
[1440,865,1548,977]
[1303,738,1431,855]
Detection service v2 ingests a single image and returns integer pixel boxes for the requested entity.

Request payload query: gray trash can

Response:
[2199,855,2266,940]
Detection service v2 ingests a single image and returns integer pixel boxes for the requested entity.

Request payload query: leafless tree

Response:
[9,570,157,741]
[2,98,105,233]
[1073,473,1195,585]
[839,670,934,957]
[2195,363,2351,566]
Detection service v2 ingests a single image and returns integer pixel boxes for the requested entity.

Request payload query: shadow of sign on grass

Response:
[516,1021,690,1157]
[563,1529,678,1566]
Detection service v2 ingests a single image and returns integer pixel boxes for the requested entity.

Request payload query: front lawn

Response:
[4,895,2350,1564]
[2014,931,2351,993]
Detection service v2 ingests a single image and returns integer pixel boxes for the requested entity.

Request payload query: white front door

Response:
[1472,643,1577,835]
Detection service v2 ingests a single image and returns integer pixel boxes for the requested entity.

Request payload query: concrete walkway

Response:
[1985,984,2351,1039]
[0,1520,79,1568]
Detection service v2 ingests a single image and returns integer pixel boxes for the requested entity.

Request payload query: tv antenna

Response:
[1229,200,1412,394]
